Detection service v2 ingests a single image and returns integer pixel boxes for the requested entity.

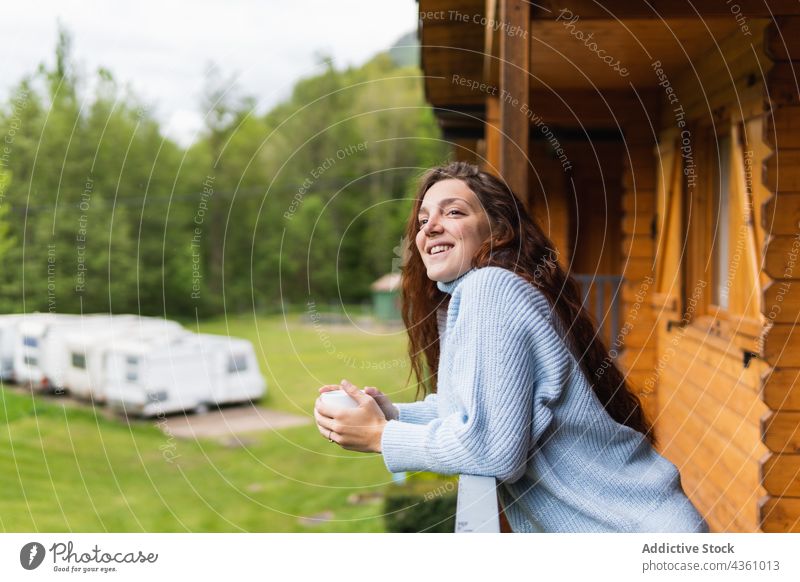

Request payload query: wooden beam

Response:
[761,367,800,410]
[762,194,800,236]
[761,323,800,367]
[483,0,500,85]
[763,151,800,192]
[761,410,800,453]
[618,314,657,350]
[622,214,653,236]
[623,235,655,259]
[622,258,656,282]
[623,164,657,191]
[532,1,800,20]
[484,96,501,175]
[622,190,656,214]
[763,236,800,280]
[527,89,658,128]
[420,0,488,108]
[761,453,800,496]
[762,281,800,324]
[765,62,800,109]
[759,496,800,532]
[451,138,482,164]
[764,106,800,150]
[499,0,530,204]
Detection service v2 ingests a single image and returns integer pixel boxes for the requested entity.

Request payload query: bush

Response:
[383,478,458,533]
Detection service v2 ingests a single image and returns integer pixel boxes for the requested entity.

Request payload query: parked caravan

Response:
[41,314,141,393]
[0,314,25,381]
[13,313,79,390]
[63,318,185,402]
[191,334,266,406]
[105,333,265,417]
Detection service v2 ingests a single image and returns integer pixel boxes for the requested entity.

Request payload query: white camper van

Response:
[63,317,185,402]
[13,313,81,391]
[49,315,140,393]
[0,314,25,381]
[105,333,265,417]
[191,334,266,406]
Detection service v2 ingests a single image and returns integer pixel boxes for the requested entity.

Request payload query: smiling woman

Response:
[313,161,708,533]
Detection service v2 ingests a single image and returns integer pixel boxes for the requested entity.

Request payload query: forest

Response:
[0,28,446,317]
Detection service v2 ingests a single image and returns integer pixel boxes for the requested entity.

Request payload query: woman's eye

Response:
[418,218,428,227]
[447,209,462,216]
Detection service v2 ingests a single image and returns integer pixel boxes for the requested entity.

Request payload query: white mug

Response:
[320,389,360,410]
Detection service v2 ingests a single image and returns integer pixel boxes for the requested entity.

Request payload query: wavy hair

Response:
[401,161,654,445]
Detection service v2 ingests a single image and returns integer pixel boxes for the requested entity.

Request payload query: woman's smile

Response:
[428,243,454,257]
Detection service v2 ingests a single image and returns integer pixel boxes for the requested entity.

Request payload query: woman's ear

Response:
[490,223,515,247]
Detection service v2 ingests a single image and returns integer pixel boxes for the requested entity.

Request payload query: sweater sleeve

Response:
[381,269,542,482]
[395,393,439,425]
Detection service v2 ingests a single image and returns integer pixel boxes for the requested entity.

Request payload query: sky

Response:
[2,0,419,146]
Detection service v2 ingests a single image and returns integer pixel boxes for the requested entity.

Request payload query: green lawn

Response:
[0,313,416,532]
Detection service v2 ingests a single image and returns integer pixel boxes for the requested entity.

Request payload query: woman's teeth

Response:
[430,245,453,255]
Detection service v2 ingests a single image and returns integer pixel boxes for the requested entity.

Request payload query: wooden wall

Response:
[440,3,800,532]
[526,140,571,266]
[642,21,800,532]
[616,122,659,423]
[758,17,800,532]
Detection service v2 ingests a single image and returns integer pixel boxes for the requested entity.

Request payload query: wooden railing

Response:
[571,274,624,350]
[455,475,501,533]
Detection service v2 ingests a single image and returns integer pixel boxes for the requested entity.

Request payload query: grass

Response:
[0,313,416,532]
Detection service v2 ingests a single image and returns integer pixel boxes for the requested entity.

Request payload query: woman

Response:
[314,161,708,533]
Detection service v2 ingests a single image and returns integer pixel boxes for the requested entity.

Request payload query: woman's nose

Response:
[422,214,443,235]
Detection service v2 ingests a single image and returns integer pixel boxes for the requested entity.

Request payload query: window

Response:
[24,355,37,366]
[125,356,139,382]
[71,352,87,369]
[23,336,38,348]
[227,354,248,374]
[711,133,731,311]
[146,390,167,403]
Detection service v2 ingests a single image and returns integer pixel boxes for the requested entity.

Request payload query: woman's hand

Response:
[363,386,399,421]
[314,379,388,453]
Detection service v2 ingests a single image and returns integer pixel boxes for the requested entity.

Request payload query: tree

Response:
[0,26,446,315]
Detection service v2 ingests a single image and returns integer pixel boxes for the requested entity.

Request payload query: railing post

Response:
[454,475,501,533]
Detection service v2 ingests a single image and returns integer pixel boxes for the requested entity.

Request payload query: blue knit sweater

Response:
[381,266,708,533]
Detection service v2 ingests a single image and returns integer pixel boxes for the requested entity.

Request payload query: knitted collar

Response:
[435,268,476,295]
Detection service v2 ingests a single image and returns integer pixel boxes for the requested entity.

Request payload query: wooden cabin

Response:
[417,0,800,532]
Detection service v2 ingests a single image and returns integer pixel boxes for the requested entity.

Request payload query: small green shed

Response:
[370,273,402,321]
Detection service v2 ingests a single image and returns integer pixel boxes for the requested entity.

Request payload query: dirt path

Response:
[157,404,311,440]
[2,382,311,441]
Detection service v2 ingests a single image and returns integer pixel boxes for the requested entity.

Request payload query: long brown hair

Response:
[401,161,654,445]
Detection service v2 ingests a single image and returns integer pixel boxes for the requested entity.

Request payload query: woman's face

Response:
[415,178,491,282]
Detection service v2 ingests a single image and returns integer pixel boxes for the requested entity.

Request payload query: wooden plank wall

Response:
[526,140,571,265]
[617,123,659,424]
[475,8,800,531]
[568,140,624,276]
[758,17,800,532]
[641,23,776,532]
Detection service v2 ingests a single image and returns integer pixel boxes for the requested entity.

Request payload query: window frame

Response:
[708,127,733,318]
